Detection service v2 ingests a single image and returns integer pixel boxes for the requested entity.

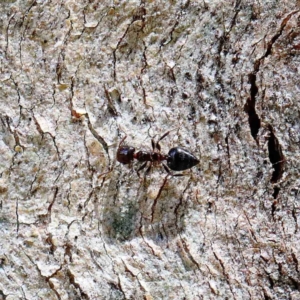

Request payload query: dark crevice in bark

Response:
[225,133,231,170]
[244,70,261,141]
[67,269,90,300]
[244,11,298,142]
[16,199,19,233]
[0,290,7,299]
[287,276,300,290]
[108,282,126,300]
[272,186,280,199]
[266,271,275,289]
[265,10,300,57]
[292,252,299,273]
[268,125,284,184]
[271,201,277,219]
[292,207,298,234]
[263,291,272,300]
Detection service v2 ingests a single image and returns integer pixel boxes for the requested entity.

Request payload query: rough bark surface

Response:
[0,1,300,299]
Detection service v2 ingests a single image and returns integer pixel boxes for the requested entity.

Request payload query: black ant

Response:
[117,131,199,175]
[117,131,199,221]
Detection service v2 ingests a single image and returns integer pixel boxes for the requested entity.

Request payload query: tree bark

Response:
[0,1,300,299]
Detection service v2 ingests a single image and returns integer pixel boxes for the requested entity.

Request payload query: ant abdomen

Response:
[167,147,199,171]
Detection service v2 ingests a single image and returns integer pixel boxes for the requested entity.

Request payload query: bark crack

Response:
[267,125,285,184]
[213,251,237,300]
[55,11,72,83]
[16,199,19,233]
[244,10,299,142]
[32,112,61,160]
[22,246,63,300]
[67,269,90,300]
[86,114,110,167]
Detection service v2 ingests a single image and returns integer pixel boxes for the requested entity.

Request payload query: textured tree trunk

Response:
[0,1,300,299]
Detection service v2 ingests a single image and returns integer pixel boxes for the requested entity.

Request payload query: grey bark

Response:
[0,0,300,299]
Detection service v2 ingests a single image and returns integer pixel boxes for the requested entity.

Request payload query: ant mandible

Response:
[116,131,199,175]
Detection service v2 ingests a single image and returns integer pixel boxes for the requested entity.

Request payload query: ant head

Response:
[117,146,135,164]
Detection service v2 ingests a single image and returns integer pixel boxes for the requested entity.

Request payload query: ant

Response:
[117,131,199,175]
[117,131,199,221]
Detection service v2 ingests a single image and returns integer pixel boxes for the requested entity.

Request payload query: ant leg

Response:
[172,173,185,177]
[145,163,152,175]
[151,174,170,222]
[137,162,148,177]
[155,127,179,151]
[157,131,171,143]
[98,134,126,179]
[155,131,170,151]
[151,139,155,151]
[150,164,185,222]
[162,163,171,174]
[118,135,127,148]
[162,163,184,177]
[137,162,148,172]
